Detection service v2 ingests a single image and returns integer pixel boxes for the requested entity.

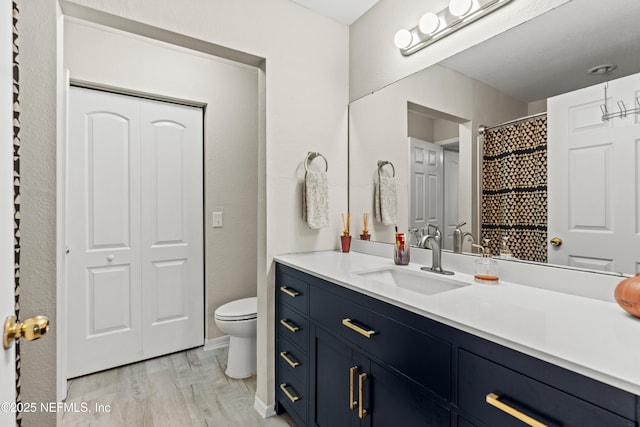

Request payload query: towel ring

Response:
[305,152,328,172]
[377,160,395,178]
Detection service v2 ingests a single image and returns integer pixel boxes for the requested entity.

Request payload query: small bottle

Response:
[499,236,514,259]
[394,232,410,265]
[472,239,499,283]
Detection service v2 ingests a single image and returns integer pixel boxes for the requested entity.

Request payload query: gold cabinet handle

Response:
[349,366,359,410]
[279,319,300,333]
[280,383,300,403]
[280,286,300,298]
[280,351,300,368]
[3,315,49,349]
[342,318,375,338]
[486,393,547,427]
[358,372,368,419]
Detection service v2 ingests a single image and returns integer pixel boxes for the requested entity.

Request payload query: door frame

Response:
[1,0,16,422]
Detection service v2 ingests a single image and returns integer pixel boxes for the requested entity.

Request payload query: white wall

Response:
[64,18,260,343]
[349,64,527,244]
[349,0,571,101]
[19,1,59,425]
[60,0,349,414]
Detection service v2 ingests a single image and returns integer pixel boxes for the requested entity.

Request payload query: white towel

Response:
[375,176,397,225]
[303,170,329,229]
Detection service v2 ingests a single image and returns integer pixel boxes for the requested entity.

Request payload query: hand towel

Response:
[375,176,397,225]
[303,170,329,229]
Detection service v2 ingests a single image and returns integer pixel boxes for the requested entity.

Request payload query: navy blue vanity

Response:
[275,262,638,427]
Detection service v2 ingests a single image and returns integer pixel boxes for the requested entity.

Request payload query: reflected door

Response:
[66,88,203,377]
[548,73,640,273]
[409,138,443,239]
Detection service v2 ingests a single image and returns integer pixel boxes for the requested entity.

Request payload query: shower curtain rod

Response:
[478,112,547,134]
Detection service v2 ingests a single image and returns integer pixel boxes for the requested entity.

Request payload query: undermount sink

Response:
[356,267,469,296]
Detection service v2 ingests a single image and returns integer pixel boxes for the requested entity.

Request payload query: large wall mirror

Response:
[349,0,640,275]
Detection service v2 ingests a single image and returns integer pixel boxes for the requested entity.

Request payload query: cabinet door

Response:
[314,327,368,427]
[368,361,450,427]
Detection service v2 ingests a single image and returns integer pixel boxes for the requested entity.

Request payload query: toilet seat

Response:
[214,297,257,321]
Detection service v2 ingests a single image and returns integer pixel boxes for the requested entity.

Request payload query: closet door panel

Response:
[67,87,143,378]
[141,99,204,358]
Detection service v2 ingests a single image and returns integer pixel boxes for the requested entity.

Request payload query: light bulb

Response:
[394,29,413,49]
[418,12,440,35]
[449,0,473,17]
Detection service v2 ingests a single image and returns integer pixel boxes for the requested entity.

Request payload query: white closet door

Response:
[67,88,203,378]
[548,73,640,273]
[409,137,444,235]
[67,88,143,377]
[140,99,203,358]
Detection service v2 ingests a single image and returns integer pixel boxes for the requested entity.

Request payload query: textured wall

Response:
[18,0,58,425]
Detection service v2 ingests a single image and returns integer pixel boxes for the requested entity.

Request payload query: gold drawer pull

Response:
[280,351,300,368]
[280,319,300,333]
[358,372,368,419]
[342,318,375,338]
[486,393,548,427]
[280,286,300,298]
[280,383,300,403]
[349,366,358,410]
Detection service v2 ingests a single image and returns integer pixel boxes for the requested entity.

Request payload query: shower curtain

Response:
[481,115,547,263]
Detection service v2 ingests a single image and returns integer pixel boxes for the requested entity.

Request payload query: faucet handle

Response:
[427,223,440,236]
[456,221,467,229]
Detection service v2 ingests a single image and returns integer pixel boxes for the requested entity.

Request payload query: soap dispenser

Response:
[472,239,499,283]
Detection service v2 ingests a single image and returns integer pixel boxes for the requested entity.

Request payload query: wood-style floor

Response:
[57,346,296,427]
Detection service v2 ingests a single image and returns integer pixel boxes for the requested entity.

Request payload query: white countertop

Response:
[274,250,640,395]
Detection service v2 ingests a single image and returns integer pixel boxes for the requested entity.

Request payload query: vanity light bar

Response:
[396,0,513,56]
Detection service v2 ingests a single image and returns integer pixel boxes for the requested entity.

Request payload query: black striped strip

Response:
[482,186,546,195]
[483,144,547,161]
[481,224,547,231]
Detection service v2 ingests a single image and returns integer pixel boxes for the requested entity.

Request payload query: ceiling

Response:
[440,0,640,102]
[288,0,380,25]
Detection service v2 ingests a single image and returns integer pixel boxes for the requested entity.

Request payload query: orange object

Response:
[614,273,640,317]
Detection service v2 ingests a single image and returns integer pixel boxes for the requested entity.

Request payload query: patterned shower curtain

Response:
[481,115,547,263]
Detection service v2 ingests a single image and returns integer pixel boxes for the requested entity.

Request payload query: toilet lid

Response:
[215,297,257,321]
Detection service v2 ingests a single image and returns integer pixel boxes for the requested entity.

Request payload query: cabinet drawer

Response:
[277,371,307,426]
[276,268,309,314]
[458,350,634,427]
[310,285,450,399]
[278,304,309,351]
[277,336,308,385]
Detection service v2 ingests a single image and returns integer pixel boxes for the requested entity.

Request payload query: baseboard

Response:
[254,395,276,419]
[203,335,229,351]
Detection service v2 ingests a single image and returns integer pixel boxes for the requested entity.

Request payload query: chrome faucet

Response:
[418,224,454,275]
[453,221,474,253]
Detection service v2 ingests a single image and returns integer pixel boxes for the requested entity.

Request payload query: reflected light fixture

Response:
[394,0,513,56]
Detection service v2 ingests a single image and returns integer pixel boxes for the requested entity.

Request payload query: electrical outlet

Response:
[212,211,223,228]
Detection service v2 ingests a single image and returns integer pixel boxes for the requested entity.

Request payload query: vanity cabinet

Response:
[312,298,450,427]
[274,263,639,427]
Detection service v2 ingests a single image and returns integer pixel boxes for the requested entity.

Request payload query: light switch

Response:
[212,211,223,228]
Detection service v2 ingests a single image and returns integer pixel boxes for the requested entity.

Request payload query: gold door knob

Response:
[3,315,49,349]
[550,237,563,247]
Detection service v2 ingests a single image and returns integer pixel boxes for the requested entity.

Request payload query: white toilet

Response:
[214,297,257,379]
